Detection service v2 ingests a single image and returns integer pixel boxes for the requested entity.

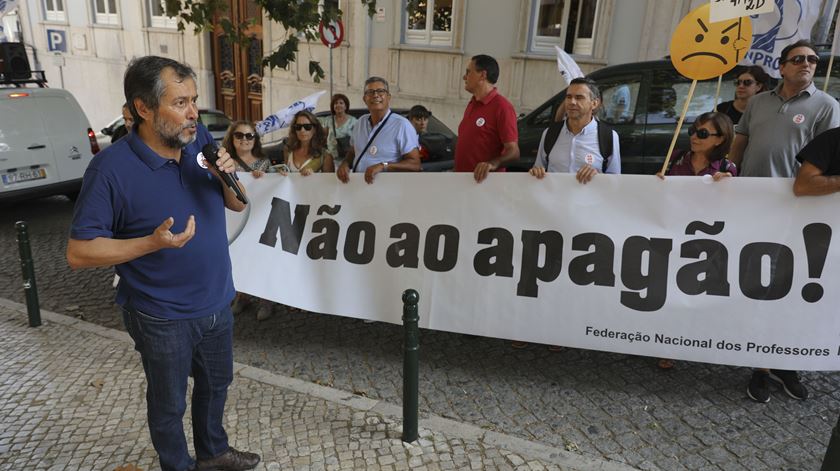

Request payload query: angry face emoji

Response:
[670,3,753,80]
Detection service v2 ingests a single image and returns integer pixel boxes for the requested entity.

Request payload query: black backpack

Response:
[542,119,615,173]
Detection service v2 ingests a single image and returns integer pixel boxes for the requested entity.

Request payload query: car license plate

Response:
[2,168,47,185]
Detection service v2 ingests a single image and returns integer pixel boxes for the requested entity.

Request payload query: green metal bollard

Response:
[402,289,419,443]
[15,221,41,327]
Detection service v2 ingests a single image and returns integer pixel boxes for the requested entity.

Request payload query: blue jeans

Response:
[122,305,234,471]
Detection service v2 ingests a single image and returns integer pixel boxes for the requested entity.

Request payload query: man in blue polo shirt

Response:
[66,56,258,471]
[336,76,421,184]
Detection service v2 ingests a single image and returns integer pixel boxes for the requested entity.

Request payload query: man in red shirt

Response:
[454,54,519,182]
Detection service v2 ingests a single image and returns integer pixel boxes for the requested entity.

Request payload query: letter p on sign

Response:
[47,29,66,53]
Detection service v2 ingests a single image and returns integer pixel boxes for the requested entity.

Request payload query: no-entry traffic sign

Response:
[319,20,344,48]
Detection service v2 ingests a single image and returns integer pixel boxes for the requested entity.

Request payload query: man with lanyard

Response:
[728,39,840,404]
[529,77,621,182]
[336,76,421,184]
[454,54,519,182]
[67,56,259,471]
[793,127,840,471]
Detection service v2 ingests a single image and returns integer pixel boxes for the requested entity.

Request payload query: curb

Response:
[0,297,637,471]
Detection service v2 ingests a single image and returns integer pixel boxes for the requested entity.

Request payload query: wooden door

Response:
[211,0,263,122]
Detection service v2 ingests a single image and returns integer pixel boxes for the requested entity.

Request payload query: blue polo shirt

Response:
[349,109,419,172]
[70,125,235,319]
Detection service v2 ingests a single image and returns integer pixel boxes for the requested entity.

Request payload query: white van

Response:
[0,87,100,202]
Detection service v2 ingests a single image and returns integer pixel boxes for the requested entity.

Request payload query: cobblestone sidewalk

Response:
[0,299,632,471]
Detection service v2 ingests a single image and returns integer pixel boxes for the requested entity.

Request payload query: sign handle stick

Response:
[713,75,722,111]
[659,79,697,175]
[824,55,835,93]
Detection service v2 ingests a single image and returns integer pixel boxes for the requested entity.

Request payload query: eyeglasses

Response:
[293,123,314,131]
[233,131,256,140]
[782,54,819,65]
[364,88,389,97]
[688,127,721,139]
[734,79,755,86]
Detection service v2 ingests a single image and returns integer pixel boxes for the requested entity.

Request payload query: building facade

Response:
[11,0,816,133]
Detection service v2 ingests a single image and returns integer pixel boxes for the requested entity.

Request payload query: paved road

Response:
[1,300,590,471]
[2,196,837,470]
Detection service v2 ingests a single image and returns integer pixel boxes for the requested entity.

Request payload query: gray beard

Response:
[154,114,197,149]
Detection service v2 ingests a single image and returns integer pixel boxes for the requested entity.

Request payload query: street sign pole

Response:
[330,43,336,142]
[319,19,344,153]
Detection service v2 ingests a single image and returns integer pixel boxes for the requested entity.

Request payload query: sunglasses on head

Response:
[233,131,256,140]
[734,79,755,86]
[293,123,314,131]
[688,127,721,139]
[782,54,819,65]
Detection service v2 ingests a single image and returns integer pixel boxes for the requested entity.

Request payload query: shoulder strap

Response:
[596,119,614,173]
[352,111,393,172]
[542,120,565,167]
[544,119,614,172]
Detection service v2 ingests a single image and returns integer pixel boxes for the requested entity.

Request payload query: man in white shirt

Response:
[530,77,621,183]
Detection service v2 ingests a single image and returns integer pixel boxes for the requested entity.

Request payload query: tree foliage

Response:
[162,0,377,82]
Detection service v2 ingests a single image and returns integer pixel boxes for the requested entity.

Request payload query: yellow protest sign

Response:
[669,3,752,81]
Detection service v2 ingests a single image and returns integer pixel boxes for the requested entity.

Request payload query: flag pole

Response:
[824,3,840,92]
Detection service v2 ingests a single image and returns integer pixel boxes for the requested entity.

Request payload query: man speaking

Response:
[66,56,258,471]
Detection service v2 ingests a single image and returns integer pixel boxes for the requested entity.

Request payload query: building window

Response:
[44,0,66,22]
[404,0,454,47]
[530,0,599,56]
[93,0,119,25]
[149,0,178,28]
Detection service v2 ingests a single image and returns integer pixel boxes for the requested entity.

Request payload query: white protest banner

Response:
[228,173,840,371]
[740,0,820,78]
[710,0,774,23]
[255,90,326,137]
[554,45,583,89]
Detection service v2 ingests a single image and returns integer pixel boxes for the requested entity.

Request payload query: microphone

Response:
[202,143,248,205]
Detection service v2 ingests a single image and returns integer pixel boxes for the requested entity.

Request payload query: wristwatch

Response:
[382,161,389,172]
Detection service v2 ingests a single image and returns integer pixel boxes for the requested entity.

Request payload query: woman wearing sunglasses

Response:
[716,65,771,125]
[275,110,335,176]
[659,112,736,180]
[655,112,736,369]
[222,120,270,178]
[222,121,275,320]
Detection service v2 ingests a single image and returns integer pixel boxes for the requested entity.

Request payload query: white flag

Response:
[0,0,18,18]
[739,0,821,78]
[255,90,326,136]
[555,45,584,89]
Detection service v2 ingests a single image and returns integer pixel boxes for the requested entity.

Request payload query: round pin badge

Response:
[369,145,378,156]
[585,154,595,165]
[475,117,486,127]
[793,114,805,124]
[196,152,209,169]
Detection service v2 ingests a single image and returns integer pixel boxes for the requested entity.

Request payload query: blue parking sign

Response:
[47,29,66,53]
